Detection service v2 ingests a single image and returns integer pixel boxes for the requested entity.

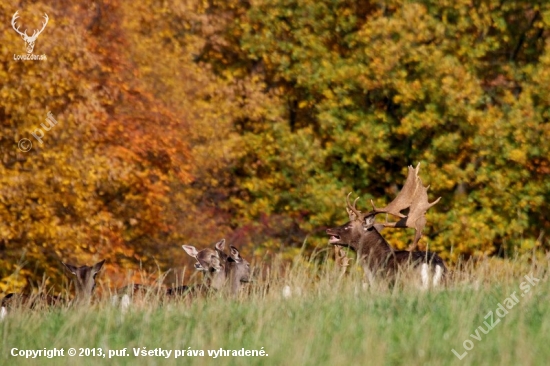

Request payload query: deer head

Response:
[182,243,223,273]
[328,164,440,251]
[62,260,105,302]
[183,239,250,294]
[11,11,49,54]
[0,260,104,318]
[226,246,251,295]
[183,241,226,290]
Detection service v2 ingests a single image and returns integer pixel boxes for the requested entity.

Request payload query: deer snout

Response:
[326,228,339,235]
[326,228,341,244]
[240,263,252,282]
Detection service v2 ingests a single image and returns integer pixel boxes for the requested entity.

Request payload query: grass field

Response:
[1,256,548,366]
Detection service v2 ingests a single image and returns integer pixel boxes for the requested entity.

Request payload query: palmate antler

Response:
[347,163,441,249]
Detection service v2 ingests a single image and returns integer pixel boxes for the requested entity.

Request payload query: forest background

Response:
[0,0,548,291]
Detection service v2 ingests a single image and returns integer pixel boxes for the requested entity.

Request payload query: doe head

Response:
[62,259,105,298]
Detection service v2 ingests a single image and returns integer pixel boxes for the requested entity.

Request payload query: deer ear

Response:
[215,239,226,252]
[62,262,78,275]
[182,245,199,258]
[229,246,243,262]
[92,260,105,274]
[363,215,376,228]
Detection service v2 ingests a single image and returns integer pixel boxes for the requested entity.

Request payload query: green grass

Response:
[1,258,548,365]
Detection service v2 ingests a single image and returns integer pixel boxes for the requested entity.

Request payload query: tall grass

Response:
[1,255,548,366]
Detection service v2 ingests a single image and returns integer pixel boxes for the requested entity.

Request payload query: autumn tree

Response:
[0,0,192,291]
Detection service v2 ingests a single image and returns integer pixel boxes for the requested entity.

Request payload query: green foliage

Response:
[193,0,549,259]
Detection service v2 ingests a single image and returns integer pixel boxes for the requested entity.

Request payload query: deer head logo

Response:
[11,11,49,54]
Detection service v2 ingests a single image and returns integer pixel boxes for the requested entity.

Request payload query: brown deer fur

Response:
[182,239,250,295]
[326,164,446,287]
[1,260,105,318]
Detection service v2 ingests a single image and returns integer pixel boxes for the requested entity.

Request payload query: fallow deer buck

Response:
[1,260,105,319]
[181,239,251,296]
[326,164,446,289]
